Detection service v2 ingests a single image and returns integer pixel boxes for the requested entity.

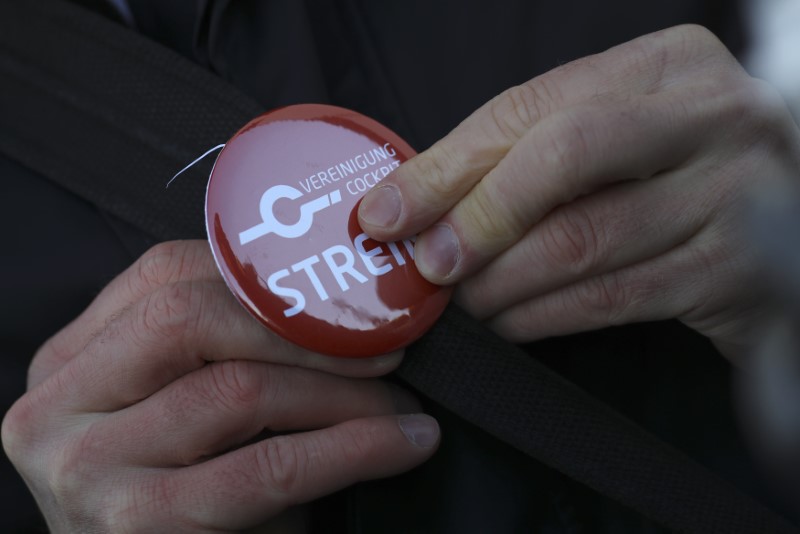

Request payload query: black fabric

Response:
[127,0,748,151]
[1,1,795,532]
[0,0,261,241]
[126,0,199,57]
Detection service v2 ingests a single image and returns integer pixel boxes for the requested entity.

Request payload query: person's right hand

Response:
[358,25,800,362]
[2,240,439,533]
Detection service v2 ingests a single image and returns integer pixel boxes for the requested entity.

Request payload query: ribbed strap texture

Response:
[397,305,797,533]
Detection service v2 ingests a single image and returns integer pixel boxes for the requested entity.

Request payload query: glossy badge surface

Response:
[206,104,451,357]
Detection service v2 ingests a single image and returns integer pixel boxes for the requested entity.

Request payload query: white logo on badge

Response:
[239,185,342,244]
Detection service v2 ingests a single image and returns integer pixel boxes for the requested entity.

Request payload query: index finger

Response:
[37,280,402,414]
[30,240,401,390]
[357,25,737,242]
[29,240,219,386]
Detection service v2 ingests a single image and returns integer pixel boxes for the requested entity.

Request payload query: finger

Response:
[456,168,707,320]
[40,281,403,414]
[413,89,714,283]
[358,25,737,242]
[30,240,219,388]
[166,414,440,530]
[487,227,756,343]
[105,360,419,466]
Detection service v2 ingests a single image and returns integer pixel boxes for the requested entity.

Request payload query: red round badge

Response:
[206,104,451,357]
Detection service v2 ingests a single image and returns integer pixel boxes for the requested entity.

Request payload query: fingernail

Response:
[417,224,460,281]
[359,185,401,228]
[398,414,440,448]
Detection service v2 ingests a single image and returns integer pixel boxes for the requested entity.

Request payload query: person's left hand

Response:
[2,241,438,533]
[358,25,800,361]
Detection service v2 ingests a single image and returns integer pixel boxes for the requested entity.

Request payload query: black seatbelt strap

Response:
[0,1,795,532]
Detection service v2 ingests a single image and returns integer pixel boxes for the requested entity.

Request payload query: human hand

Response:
[358,25,800,361]
[2,240,439,533]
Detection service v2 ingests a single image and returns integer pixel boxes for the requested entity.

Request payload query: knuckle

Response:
[134,241,192,294]
[204,361,264,416]
[540,205,603,275]
[488,81,551,139]
[409,144,465,201]
[134,283,203,346]
[635,25,732,88]
[670,24,722,49]
[662,24,728,63]
[255,436,307,497]
[1,399,35,465]
[633,34,671,86]
[683,24,727,51]
[338,420,382,463]
[521,78,559,119]
[170,362,269,466]
[462,186,521,247]
[537,111,588,193]
[574,272,629,325]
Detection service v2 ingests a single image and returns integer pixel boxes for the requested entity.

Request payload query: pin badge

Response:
[206,104,451,357]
